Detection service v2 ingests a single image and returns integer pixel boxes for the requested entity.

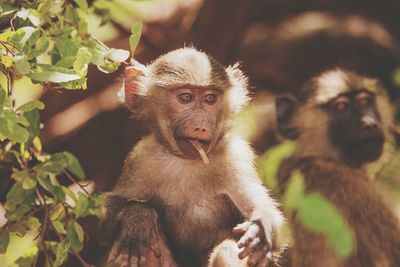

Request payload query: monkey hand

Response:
[107,202,176,267]
[233,221,276,267]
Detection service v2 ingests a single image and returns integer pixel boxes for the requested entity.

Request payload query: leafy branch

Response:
[0,0,142,266]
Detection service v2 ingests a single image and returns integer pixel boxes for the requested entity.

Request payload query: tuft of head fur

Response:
[119,47,250,116]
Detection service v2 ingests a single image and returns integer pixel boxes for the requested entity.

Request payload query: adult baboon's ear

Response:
[275,96,299,140]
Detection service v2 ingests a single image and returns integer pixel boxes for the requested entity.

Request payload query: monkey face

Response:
[324,89,385,165]
[166,86,224,159]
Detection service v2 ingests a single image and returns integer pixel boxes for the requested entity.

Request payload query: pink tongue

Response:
[188,140,209,165]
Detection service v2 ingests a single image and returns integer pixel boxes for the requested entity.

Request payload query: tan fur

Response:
[279,158,400,267]
[110,48,283,267]
[277,69,400,267]
[293,69,394,168]
[120,47,250,116]
[208,240,247,267]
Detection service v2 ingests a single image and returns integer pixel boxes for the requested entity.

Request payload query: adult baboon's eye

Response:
[178,93,194,103]
[331,96,350,112]
[356,91,373,107]
[204,94,217,105]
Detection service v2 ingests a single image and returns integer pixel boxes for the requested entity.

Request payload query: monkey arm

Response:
[104,196,178,267]
[225,177,284,266]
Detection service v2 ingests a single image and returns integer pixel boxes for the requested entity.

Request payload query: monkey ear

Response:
[226,63,250,113]
[119,59,149,109]
[275,96,299,140]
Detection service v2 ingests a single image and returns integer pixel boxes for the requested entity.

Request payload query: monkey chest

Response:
[160,193,242,245]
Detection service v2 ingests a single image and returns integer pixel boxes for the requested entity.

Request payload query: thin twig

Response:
[0,41,16,56]
[72,250,94,267]
[64,171,90,195]
[35,189,51,267]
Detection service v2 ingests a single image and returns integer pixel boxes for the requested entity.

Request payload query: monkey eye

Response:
[178,92,194,103]
[331,96,350,112]
[356,91,373,107]
[204,94,217,104]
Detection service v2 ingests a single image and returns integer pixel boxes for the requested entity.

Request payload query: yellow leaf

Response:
[33,136,42,152]
[1,55,13,68]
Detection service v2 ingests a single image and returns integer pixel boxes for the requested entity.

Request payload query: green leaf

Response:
[25,216,41,232]
[55,56,76,68]
[36,157,67,174]
[75,192,89,218]
[0,88,11,108]
[22,176,37,190]
[52,221,67,235]
[106,48,129,63]
[129,21,143,54]
[67,221,84,252]
[33,136,42,151]
[50,205,65,222]
[60,77,87,90]
[55,240,70,266]
[77,9,89,36]
[63,186,78,205]
[0,229,10,254]
[37,0,51,14]
[24,109,40,138]
[12,171,30,182]
[3,109,29,126]
[15,256,36,267]
[73,47,92,74]
[14,55,31,75]
[297,193,354,257]
[1,55,13,68]
[0,117,29,143]
[55,37,79,57]
[63,152,85,179]
[17,100,45,112]
[29,71,81,83]
[32,35,50,58]
[74,0,88,9]
[37,177,65,203]
[258,141,296,190]
[10,27,39,50]
[5,183,33,210]
[283,171,305,210]
[86,192,105,217]
[16,9,43,27]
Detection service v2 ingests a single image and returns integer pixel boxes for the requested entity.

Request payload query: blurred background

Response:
[4,0,400,265]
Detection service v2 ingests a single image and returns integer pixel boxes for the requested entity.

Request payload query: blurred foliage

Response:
[283,172,354,258]
[0,0,142,266]
[258,141,354,259]
[257,141,296,191]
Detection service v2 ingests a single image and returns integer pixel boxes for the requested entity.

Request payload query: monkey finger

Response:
[137,244,148,267]
[238,237,261,259]
[129,255,139,267]
[255,253,271,267]
[238,223,260,248]
[233,221,252,234]
[108,236,125,263]
[247,248,269,267]
[119,248,131,267]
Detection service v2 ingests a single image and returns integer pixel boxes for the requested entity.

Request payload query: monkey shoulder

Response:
[279,156,399,225]
[278,156,368,196]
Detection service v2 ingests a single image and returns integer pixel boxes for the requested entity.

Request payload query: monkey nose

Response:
[361,115,378,129]
[191,126,211,140]
[194,126,207,132]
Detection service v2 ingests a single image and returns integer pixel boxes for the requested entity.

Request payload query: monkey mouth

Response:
[344,136,384,164]
[175,137,211,164]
